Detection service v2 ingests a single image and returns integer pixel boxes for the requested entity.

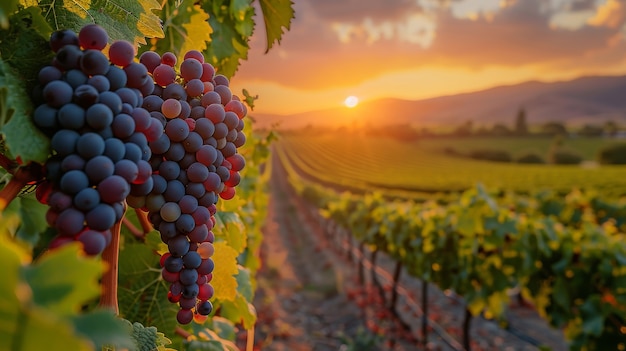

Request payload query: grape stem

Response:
[122,216,144,239]
[0,162,43,211]
[100,217,123,314]
[135,208,153,235]
[175,326,192,339]
[0,153,17,173]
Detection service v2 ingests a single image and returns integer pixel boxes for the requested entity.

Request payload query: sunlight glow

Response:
[344,95,359,108]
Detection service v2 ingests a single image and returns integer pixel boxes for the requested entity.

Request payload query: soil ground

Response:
[249,154,570,351]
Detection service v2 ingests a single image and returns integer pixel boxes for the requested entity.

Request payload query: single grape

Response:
[76,230,107,255]
[161,52,177,67]
[50,29,80,52]
[78,24,108,51]
[43,80,73,108]
[85,203,117,231]
[161,202,182,222]
[140,51,161,73]
[108,40,135,67]
[97,175,130,203]
[80,49,110,76]
[73,187,100,211]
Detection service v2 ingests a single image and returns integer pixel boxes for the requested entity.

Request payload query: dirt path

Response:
[251,156,377,350]
[251,153,570,351]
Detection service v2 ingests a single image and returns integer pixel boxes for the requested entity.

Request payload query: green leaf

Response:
[8,307,94,351]
[235,266,253,301]
[0,237,25,341]
[580,296,605,336]
[241,89,257,110]
[201,0,253,77]
[230,0,254,37]
[456,210,483,236]
[218,293,256,329]
[33,0,164,47]
[0,0,18,29]
[0,6,54,84]
[150,0,212,63]
[214,211,247,253]
[258,0,294,53]
[118,233,179,335]
[185,335,238,351]
[0,11,51,163]
[126,320,173,351]
[71,310,135,350]
[15,194,48,246]
[0,240,95,351]
[207,316,237,342]
[22,243,103,317]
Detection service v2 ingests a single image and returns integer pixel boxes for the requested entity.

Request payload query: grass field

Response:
[275,132,626,198]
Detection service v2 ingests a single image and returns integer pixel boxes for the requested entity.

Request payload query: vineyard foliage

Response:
[0,0,292,350]
[275,134,626,199]
[277,143,626,350]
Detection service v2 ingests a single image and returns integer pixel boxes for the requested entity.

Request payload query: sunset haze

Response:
[233,0,626,117]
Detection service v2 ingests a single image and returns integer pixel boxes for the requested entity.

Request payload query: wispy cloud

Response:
[234,0,626,113]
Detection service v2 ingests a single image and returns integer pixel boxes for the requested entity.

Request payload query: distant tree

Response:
[550,150,583,165]
[516,153,545,164]
[514,108,528,135]
[578,124,604,137]
[605,120,619,138]
[598,143,626,164]
[453,120,473,136]
[542,122,568,136]
[469,149,512,162]
[491,123,511,136]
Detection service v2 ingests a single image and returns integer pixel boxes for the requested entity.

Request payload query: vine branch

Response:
[99,215,124,314]
[0,162,43,211]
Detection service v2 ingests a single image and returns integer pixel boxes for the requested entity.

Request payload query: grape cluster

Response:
[133,50,247,324]
[33,25,162,255]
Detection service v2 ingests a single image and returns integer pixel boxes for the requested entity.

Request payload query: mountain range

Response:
[251,75,626,130]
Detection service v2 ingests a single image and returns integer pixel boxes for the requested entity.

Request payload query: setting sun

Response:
[344,95,359,108]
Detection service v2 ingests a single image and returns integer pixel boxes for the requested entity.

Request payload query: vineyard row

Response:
[276,145,626,351]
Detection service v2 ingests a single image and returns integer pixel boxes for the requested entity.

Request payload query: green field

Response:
[417,136,623,161]
[275,133,626,198]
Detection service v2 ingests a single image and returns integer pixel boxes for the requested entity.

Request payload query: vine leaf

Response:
[218,293,256,329]
[201,0,254,78]
[214,211,247,254]
[2,194,49,247]
[0,0,18,29]
[71,311,136,350]
[117,232,179,335]
[258,0,294,53]
[0,242,99,351]
[124,319,175,351]
[29,0,164,47]
[0,9,51,163]
[22,243,104,317]
[211,241,239,301]
[149,0,212,63]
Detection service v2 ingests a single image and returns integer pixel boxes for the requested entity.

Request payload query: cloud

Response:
[308,0,418,22]
[587,0,626,28]
[235,0,626,92]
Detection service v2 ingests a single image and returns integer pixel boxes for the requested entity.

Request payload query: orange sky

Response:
[232,0,626,115]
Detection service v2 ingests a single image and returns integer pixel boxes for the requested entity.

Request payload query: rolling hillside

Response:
[253,75,626,130]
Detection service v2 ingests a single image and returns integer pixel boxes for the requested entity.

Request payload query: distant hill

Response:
[252,75,626,130]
